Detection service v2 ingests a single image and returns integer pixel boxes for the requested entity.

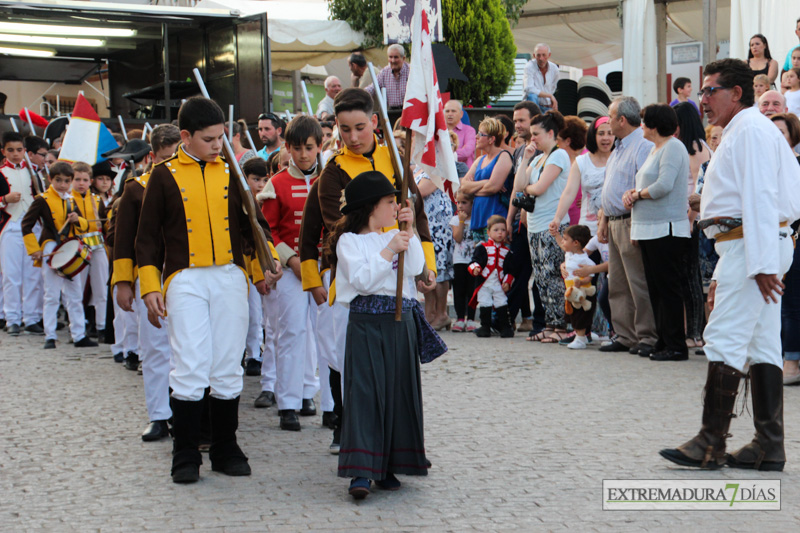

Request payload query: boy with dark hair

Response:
[114,123,179,442]
[670,77,700,115]
[1,131,44,335]
[24,135,49,191]
[552,224,597,350]
[136,97,278,483]
[298,87,438,451]
[262,115,324,432]
[22,161,95,348]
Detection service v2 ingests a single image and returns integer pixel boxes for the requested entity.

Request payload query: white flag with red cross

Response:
[399,0,459,203]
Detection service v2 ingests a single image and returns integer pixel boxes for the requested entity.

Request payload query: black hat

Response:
[91,160,114,178]
[341,171,399,214]
[102,139,151,163]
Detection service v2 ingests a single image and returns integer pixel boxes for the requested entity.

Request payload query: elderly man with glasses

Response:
[660,58,800,472]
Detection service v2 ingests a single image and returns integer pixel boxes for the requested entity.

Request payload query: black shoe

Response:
[599,340,630,352]
[124,351,139,370]
[0,319,5,329]
[254,390,275,408]
[95,329,106,342]
[172,463,200,484]
[74,336,99,347]
[24,323,45,335]
[322,411,338,429]
[7,323,21,336]
[695,348,705,356]
[44,339,56,349]
[245,358,262,377]
[142,420,171,442]
[208,396,251,477]
[300,398,316,416]
[650,349,689,362]
[87,323,98,338]
[475,307,493,337]
[113,352,125,363]
[279,409,301,431]
[56,321,65,331]
[637,344,656,358]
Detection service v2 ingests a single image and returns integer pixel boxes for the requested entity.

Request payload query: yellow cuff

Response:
[301,259,323,291]
[268,241,279,261]
[138,265,163,297]
[77,217,89,232]
[251,256,265,284]
[24,232,41,255]
[422,241,437,276]
[113,258,134,285]
[328,277,337,306]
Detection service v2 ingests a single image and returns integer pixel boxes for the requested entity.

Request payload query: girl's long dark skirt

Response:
[337,310,428,480]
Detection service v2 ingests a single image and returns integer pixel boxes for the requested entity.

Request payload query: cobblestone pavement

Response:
[2,326,800,532]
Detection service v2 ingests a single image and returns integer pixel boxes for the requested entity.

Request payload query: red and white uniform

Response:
[261,162,321,411]
[468,240,514,309]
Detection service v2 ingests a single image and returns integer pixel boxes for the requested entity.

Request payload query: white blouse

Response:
[335,229,425,306]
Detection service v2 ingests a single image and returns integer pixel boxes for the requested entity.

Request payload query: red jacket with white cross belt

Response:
[468,239,514,286]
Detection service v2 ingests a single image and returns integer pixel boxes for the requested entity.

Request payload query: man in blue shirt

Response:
[256,113,285,161]
[781,18,800,74]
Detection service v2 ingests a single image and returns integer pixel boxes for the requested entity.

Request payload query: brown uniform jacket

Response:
[298,138,437,293]
[135,146,274,298]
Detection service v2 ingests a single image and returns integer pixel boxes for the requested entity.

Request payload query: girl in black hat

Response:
[325,171,430,500]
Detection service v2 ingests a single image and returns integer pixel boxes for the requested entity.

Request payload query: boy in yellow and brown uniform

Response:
[136,97,279,484]
[298,88,437,454]
[114,125,180,442]
[21,161,96,348]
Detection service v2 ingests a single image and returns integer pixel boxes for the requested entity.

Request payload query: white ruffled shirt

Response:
[334,230,425,306]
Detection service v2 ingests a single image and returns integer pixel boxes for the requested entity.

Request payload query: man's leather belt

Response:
[607,213,631,221]
[714,221,789,243]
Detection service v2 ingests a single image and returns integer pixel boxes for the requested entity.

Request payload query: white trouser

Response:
[260,290,278,391]
[41,240,85,341]
[245,279,263,360]
[77,246,109,330]
[0,269,4,320]
[166,264,248,401]
[477,274,507,308]
[1,221,43,325]
[704,234,795,372]
[274,269,318,410]
[304,300,320,400]
[135,280,172,421]
[111,284,139,355]
[314,270,340,411]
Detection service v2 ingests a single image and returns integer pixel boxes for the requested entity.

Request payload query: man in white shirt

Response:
[661,58,800,472]
[523,43,559,112]
[316,76,342,119]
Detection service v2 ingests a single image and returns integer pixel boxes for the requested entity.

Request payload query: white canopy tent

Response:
[514,0,800,105]
[195,0,385,70]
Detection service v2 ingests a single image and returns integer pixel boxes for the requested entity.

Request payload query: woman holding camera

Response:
[523,111,572,342]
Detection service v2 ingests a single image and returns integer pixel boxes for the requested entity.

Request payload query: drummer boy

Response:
[71,161,109,339]
[21,161,97,349]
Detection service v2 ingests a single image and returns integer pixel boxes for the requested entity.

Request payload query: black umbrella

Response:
[431,43,468,93]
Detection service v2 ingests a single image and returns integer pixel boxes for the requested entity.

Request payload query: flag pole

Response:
[395,127,414,321]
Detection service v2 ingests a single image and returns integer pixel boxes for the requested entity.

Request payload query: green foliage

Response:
[442,0,517,106]
[502,0,527,27]
[327,0,517,107]
[327,0,385,49]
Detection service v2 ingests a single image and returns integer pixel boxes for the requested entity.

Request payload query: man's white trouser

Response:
[245,279,263,360]
[134,280,172,421]
[41,240,85,341]
[314,270,346,411]
[260,290,278,392]
[111,284,139,355]
[274,269,319,410]
[704,234,795,372]
[166,264,248,401]
[0,221,43,325]
[77,246,109,330]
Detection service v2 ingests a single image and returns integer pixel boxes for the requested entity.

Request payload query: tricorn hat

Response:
[101,139,151,163]
[341,171,399,214]
[91,160,114,178]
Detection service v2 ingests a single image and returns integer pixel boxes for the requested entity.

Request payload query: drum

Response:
[81,231,105,250]
[48,238,92,279]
